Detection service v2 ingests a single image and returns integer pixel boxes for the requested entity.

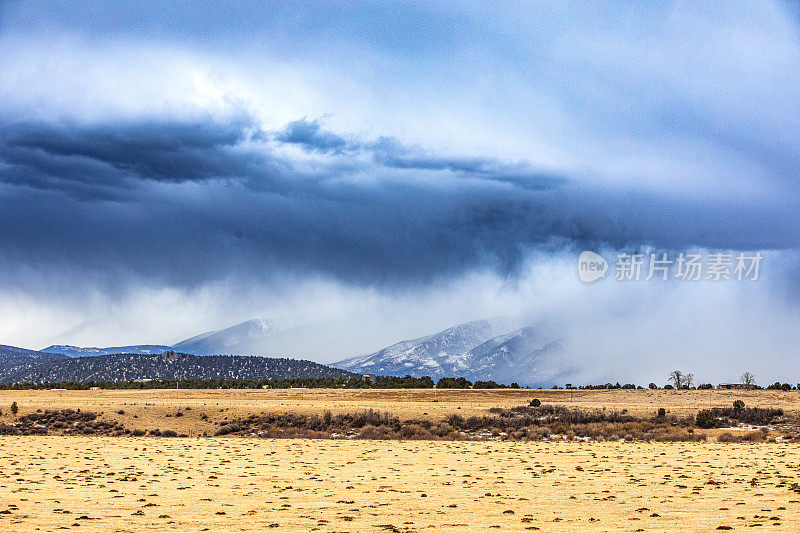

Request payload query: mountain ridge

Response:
[334,321,578,386]
[0,345,69,375]
[4,352,356,384]
[42,345,173,358]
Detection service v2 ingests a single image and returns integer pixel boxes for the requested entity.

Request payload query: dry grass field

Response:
[0,388,797,435]
[1,389,800,531]
[2,437,800,532]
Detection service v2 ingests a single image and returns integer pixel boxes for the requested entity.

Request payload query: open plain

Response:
[1,388,798,435]
[1,389,800,531]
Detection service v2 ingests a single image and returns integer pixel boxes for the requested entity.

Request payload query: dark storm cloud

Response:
[0,114,278,198]
[274,121,566,191]
[0,113,573,286]
[1,112,798,291]
[275,119,349,154]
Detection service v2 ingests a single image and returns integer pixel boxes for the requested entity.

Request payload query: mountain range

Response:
[333,320,578,386]
[19,315,581,386]
[2,352,355,384]
[43,345,173,357]
[171,318,290,356]
[0,345,69,375]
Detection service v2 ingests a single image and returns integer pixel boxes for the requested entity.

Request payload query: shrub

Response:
[696,409,716,429]
[131,429,145,436]
[741,429,768,442]
[733,400,745,411]
[10,402,18,415]
[717,432,739,443]
[714,406,782,425]
[0,424,21,435]
[657,408,666,418]
[648,383,657,389]
[161,429,178,437]
[529,399,541,407]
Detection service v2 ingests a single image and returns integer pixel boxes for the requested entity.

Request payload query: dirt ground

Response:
[0,388,796,436]
[1,436,799,532]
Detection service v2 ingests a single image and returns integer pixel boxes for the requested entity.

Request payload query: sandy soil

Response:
[1,437,799,532]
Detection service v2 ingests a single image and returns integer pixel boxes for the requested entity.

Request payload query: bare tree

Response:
[740,371,755,390]
[685,373,694,389]
[668,370,683,389]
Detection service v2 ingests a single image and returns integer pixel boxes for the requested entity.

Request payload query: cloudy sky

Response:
[1,1,799,382]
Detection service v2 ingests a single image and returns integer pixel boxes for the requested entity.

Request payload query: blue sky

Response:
[1,1,799,381]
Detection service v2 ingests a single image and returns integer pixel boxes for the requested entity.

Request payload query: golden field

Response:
[1,437,800,532]
[0,388,797,435]
[1,389,799,531]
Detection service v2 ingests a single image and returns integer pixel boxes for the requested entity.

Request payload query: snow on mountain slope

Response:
[171,318,291,356]
[335,320,580,386]
[466,328,578,386]
[334,317,521,377]
[42,345,173,357]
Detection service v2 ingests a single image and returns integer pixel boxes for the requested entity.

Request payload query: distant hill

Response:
[0,345,69,375]
[172,318,290,356]
[3,352,356,384]
[334,317,521,378]
[42,345,173,358]
[464,328,577,386]
[334,321,579,387]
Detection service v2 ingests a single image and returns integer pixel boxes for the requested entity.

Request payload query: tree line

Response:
[0,370,795,390]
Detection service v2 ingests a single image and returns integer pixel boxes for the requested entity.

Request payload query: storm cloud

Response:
[2,111,797,291]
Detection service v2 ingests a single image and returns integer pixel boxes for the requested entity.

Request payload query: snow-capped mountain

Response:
[466,328,577,386]
[42,345,173,358]
[171,318,291,356]
[335,321,579,387]
[334,317,521,377]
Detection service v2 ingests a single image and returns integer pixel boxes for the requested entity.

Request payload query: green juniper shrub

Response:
[733,400,745,411]
[529,398,541,407]
[10,402,18,415]
[657,407,666,418]
[696,409,716,429]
